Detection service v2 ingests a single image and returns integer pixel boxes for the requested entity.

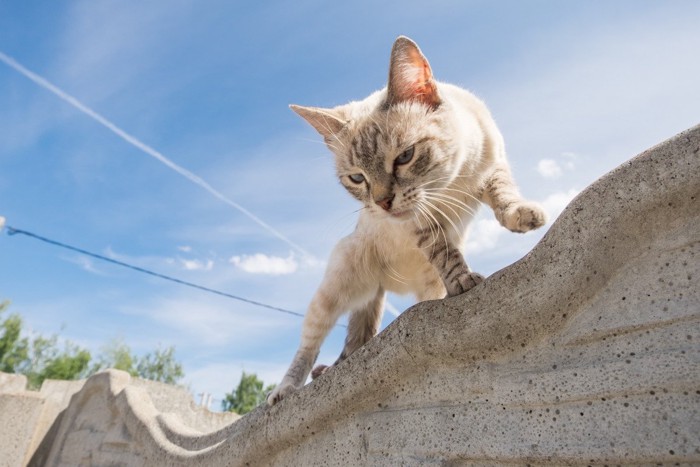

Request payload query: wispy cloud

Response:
[180,258,214,271]
[537,159,563,179]
[120,294,295,347]
[230,253,298,276]
[63,255,106,276]
[465,219,505,254]
[0,50,313,260]
[541,188,580,221]
[537,153,577,179]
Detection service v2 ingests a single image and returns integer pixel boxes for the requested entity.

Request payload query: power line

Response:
[4,224,348,327]
[0,50,313,260]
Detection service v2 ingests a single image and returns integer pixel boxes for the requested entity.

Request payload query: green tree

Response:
[90,340,184,385]
[35,346,91,385]
[20,334,92,389]
[0,301,184,389]
[0,301,29,373]
[222,372,276,414]
[90,338,138,376]
[136,345,184,385]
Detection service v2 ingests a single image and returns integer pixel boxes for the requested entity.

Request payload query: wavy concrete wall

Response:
[0,371,239,466]
[2,125,698,466]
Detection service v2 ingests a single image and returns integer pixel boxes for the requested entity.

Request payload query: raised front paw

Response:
[266,381,298,406]
[446,271,484,297]
[500,201,547,233]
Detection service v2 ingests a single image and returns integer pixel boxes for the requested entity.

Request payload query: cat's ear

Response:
[387,36,441,109]
[290,104,346,141]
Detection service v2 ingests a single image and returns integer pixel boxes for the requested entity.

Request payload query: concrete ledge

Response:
[3,125,699,466]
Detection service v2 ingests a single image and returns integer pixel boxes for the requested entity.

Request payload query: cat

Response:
[267,36,546,405]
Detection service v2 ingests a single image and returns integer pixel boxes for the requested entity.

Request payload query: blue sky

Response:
[1,1,698,407]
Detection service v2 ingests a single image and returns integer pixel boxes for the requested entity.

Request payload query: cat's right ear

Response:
[290,104,346,141]
[387,36,441,109]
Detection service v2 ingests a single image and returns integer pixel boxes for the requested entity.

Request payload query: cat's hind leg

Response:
[311,287,385,379]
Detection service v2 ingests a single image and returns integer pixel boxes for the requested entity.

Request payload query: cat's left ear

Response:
[290,104,347,141]
[387,36,441,109]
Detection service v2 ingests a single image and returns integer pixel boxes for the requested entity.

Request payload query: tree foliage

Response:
[0,301,28,373]
[0,301,184,389]
[91,338,139,376]
[222,371,276,414]
[90,339,184,384]
[136,345,184,384]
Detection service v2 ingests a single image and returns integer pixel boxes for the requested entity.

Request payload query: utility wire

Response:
[4,225,347,327]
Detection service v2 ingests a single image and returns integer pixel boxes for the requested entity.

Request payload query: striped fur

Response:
[267,36,546,405]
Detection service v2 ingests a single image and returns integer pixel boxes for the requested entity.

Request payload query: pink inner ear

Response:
[392,46,440,108]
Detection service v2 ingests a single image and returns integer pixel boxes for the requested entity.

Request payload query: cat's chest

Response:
[359,219,440,292]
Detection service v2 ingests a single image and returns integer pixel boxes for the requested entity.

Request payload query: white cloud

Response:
[541,188,580,220]
[180,258,214,271]
[177,245,192,253]
[465,219,505,253]
[537,159,563,179]
[537,153,578,179]
[230,253,298,276]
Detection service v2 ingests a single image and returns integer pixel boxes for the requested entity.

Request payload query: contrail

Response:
[384,301,401,317]
[0,50,313,259]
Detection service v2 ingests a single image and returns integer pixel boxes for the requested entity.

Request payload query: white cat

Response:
[268,36,546,405]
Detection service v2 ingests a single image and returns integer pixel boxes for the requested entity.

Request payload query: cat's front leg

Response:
[266,289,336,406]
[267,236,375,406]
[481,165,547,233]
[267,347,318,405]
[415,227,484,297]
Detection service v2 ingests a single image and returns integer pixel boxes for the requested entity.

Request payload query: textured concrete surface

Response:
[0,391,44,467]
[1,125,699,466]
[0,372,27,393]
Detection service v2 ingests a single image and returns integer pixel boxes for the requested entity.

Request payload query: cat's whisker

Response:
[434,186,482,204]
[423,194,465,225]
[420,199,460,268]
[414,203,439,249]
[423,186,479,208]
[421,198,460,236]
[427,197,472,247]
[423,191,478,217]
[424,190,476,210]
[415,176,453,190]
[297,137,329,147]
[379,252,408,285]
[417,200,450,261]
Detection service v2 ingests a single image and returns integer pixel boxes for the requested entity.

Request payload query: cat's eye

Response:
[348,173,366,184]
[395,146,415,165]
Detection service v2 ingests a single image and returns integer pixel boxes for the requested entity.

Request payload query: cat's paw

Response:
[311,364,330,380]
[501,201,547,233]
[266,381,298,406]
[447,271,484,297]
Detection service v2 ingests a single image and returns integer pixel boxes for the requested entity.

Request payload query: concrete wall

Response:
[0,371,238,466]
[1,125,698,466]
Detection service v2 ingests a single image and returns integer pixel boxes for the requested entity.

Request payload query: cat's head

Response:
[292,36,467,221]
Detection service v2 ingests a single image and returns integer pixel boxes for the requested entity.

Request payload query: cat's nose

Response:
[375,194,395,211]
